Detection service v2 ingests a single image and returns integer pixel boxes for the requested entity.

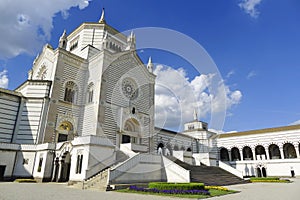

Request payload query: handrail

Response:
[162,156,190,182]
[109,153,141,181]
[218,160,243,178]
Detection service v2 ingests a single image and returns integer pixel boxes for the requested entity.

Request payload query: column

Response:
[279,146,285,159]
[252,148,256,160]
[240,149,244,161]
[51,161,58,182]
[264,145,270,160]
[57,160,64,182]
[295,144,300,158]
[228,150,232,162]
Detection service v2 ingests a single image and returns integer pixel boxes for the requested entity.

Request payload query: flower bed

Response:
[148,182,205,190]
[129,185,210,195]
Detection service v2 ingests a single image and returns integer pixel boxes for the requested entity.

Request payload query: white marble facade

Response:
[0,11,299,182]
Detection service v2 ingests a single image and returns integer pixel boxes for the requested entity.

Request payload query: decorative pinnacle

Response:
[193,109,198,121]
[147,57,153,73]
[99,8,106,23]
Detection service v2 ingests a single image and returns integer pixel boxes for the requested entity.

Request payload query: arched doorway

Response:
[262,167,267,177]
[52,151,71,182]
[231,147,241,161]
[173,145,179,151]
[256,168,262,177]
[255,145,266,160]
[122,118,141,144]
[57,121,74,142]
[157,143,164,155]
[243,146,253,160]
[283,143,297,159]
[268,144,281,159]
[220,148,229,161]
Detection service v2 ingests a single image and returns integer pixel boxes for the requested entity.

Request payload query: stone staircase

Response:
[71,168,109,191]
[167,156,249,186]
[71,150,130,191]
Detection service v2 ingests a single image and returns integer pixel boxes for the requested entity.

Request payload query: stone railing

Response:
[162,156,190,182]
[108,153,140,182]
[218,160,243,178]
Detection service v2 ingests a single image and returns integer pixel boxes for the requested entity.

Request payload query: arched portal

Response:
[268,144,281,159]
[255,145,266,160]
[243,146,253,160]
[231,147,241,161]
[57,121,74,142]
[157,143,164,155]
[52,151,71,182]
[283,143,297,159]
[220,148,229,161]
[256,168,262,177]
[122,118,141,144]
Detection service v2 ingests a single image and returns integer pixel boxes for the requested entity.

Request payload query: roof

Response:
[219,124,300,138]
[0,87,22,97]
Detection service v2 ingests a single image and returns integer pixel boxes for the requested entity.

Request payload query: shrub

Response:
[250,177,290,183]
[148,182,205,191]
[14,179,37,183]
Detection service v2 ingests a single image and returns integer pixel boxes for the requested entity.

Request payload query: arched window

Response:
[243,146,253,160]
[64,81,78,103]
[87,83,94,103]
[283,143,297,159]
[220,147,229,161]
[157,143,164,155]
[181,146,186,151]
[255,145,266,160]
[173,145,179,151]
[186,147,192,152]
[231,147,241,161]
[268,144,281,159]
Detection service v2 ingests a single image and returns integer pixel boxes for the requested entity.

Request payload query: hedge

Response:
[14,179,37,183]
[148,182,205,190]
[250,177,280,181]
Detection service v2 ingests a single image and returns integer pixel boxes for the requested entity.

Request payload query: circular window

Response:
[121,78,138,100]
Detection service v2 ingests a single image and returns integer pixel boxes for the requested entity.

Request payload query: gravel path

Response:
[0,179,299,200]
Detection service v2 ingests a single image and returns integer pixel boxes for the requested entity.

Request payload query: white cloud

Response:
[247,70,257,79]
[0,0,91,59]
[290,120,300,125]
[226,70,235,78]
[239,0,262,18]
[153,65,242,131]
[0,70,9,89]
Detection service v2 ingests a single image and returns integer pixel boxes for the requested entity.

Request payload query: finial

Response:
[193,109,198,121]
[147,57,153,73]
[99,8,106,23]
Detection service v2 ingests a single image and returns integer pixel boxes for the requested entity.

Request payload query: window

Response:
[37,157,43,172]
[64,81,78,103]
[87,83,94,103]
[76,154,83,174]
[69,36,79,51]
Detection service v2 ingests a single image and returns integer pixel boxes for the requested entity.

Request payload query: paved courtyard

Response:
[0,179,299,200]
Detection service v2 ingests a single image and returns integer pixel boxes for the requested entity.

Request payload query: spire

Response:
[59,30,67,49]
[99,8,106,23]
[126,30,136,50]
[147,57,153,73]
[193,109,198,121]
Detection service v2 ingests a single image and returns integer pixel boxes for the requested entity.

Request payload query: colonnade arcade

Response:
[220,142,300,162]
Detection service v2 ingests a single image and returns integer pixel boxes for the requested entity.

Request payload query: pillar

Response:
[295,144,300,158]
[280,146,285,159]
[240,149,244,161]
[252,148,256,160]
[51,160,58,182]
[57,160,64,182]
[228,150,232,162]
[264,145,270,160]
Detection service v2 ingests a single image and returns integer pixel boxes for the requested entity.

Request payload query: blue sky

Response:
[0,0,300,132]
